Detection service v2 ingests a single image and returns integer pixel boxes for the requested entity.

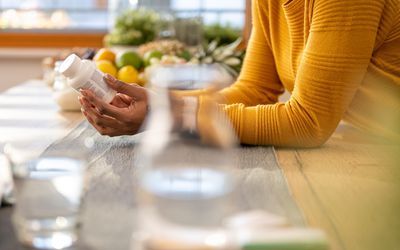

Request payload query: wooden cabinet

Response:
[0,31,105,48]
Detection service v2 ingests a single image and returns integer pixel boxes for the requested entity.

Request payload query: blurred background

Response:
[0,0,251,91]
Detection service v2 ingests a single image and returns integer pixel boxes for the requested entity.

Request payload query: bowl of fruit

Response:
[93,38,243,89]
[94,48,145,86]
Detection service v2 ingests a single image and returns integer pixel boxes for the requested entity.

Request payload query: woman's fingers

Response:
[116,93,134,105]
[81,108,109,134]
[80,96,121,127]
[82,108,122,137]
[78,80,148,137]
[110,94,130,108]
[81,104,139,137]
[103,74,147,101]
[80,89,127,120]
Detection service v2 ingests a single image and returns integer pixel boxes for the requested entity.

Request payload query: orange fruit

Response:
[94,48,116,62]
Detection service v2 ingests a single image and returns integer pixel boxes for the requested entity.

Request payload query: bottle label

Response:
[79,70,111,99]
[91,70,109,91]
[80,78,106,99]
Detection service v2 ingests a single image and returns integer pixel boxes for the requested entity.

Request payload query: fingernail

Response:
[80,89,87,96]
[105,74,116,83]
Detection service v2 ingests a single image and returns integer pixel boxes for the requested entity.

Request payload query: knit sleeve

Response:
[216,0,284,106]
[198,0,384,147]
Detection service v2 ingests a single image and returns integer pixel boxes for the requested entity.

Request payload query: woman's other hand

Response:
[79,74,148,136]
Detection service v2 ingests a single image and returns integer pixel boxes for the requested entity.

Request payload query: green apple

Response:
[116,51,143,70]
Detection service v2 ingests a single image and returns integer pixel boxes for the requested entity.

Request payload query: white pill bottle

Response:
[60,54,116,103]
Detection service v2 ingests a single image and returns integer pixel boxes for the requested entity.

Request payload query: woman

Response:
[80,0,400,147]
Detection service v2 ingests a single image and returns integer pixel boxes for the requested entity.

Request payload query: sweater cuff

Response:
[196,95,239,147]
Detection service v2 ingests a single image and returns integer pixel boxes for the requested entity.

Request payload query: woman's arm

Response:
[217,0,284,106]
[198,0,384,147]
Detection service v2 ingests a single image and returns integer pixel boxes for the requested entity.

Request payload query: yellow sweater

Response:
[198,0,400,147]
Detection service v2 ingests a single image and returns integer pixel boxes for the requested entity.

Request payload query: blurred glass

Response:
[4,136,88,249]
[0,142,13,206]
[147,63,234,90]
[157,12,176,40]
[0,143,8,205]
[173,16,203,46]
[133,65,239,250]
[52,61,81,111]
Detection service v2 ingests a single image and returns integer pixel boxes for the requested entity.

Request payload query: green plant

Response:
[203,23,242,46]
[191,38,245,77]
[104,9,163,46]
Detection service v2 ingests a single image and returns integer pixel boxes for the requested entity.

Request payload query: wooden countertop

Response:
[277,124,400,249]
[1,80,399,250]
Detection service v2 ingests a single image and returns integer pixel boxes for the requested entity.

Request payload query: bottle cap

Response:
[60,54,82,78]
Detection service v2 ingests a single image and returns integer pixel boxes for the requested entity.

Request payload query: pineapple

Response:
[191,38,245,77]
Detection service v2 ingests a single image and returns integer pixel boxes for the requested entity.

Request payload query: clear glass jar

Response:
[3,134,91,249]
[53,61,68,91]
[52,61,81,112]
[133,65,239,250]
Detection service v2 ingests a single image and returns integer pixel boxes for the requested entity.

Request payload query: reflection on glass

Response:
[134,64,239,250]
[4,139,88,249]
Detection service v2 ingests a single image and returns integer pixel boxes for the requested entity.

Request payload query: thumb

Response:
[103,74,146,101]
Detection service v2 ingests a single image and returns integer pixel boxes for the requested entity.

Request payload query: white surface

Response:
[0,80,83,206]
[0,80,83,144]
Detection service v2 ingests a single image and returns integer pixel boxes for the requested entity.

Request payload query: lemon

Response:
[117,65,139,84]
[94,48,116,62]
[96,60,117,77]
[116,51,143,70]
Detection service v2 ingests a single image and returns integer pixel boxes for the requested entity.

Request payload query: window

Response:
[0,0,108,30]
[172,0,245,28]
[139,0,245,28]
[0,0,246,47]
[0,0,245,31]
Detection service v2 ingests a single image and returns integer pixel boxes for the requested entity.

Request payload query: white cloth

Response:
[0,152,13,206]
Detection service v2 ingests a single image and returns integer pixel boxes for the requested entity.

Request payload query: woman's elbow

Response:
[303,133,331,147]
[299,126,335,148]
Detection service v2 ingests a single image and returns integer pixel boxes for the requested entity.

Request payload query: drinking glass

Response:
[133,64,239,250]
[4,137,88,249]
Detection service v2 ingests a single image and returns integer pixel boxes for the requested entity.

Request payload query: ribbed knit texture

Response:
[198,0,400,147]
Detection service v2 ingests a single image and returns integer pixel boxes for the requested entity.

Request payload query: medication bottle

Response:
[60,54,116,103]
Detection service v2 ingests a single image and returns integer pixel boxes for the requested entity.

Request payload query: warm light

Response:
[204,232,227,248]
[0,9,71,29]
[129,0,139,6]
[50,10,70,29]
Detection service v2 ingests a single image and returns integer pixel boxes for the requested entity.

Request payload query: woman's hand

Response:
[79,74,148,137]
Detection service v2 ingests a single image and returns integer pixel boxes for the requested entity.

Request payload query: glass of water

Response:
[133,65,239,250]
[4,138,88,249]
